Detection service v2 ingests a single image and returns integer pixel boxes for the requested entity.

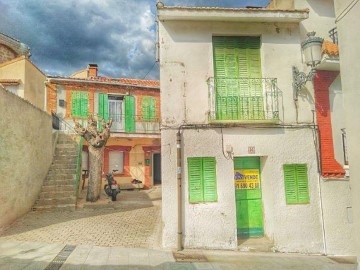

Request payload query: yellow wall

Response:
[0,57,46,110]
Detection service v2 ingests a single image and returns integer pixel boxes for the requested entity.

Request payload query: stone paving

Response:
[0,188,162,248]
[0,240,357,270]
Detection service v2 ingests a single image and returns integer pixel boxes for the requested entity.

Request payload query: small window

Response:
[283,164,310,204]
[187,157,217,203]
[71,91,88,117]
[109,151,124,174]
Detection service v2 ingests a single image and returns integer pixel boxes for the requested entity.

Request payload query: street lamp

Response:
[293,32,324,94]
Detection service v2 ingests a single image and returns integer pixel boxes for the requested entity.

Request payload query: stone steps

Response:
[33,133,81,212]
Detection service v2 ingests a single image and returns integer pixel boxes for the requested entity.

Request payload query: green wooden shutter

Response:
[125,95,135,133]
[213,36,263,120]
[71,91,88,117]
[296,164,310,203]
[98,93,109,130]
[202,157,217,202]
[149,97,156,120]
[80,92,89,117]
[98,93,109,121]
[142,97,150,120]
[188,158,204,203]
[283,164,310,204]
[283,164,298,204]
[71,91,79,116]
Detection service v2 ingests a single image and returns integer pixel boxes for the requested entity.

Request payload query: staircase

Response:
[32,133,80,211]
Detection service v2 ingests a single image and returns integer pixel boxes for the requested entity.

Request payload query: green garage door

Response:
[234,157,264,238]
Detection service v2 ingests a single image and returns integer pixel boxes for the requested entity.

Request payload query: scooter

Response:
[104,169,120,201]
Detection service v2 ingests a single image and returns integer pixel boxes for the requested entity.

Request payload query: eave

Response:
[157,6,309,23]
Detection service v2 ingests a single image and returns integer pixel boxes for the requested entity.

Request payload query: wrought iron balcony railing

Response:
[207,77,280,122]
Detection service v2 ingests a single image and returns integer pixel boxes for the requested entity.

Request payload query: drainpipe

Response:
[177,130,183,251]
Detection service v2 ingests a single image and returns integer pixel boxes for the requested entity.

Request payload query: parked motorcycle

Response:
[104,169,120,201]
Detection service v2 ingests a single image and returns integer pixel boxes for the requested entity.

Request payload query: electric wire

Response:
[335,0,360,23]
[142,62,158,80]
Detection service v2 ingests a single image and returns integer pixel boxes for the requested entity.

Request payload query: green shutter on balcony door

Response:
[98,93,109,130]
[142,96,156,121]
[188,158,204,203]
[202,157,217,202]
[213,36,263,120]
[125,95,135,133]
[80,92,89,117]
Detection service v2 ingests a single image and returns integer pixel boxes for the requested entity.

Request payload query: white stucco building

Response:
[158,0,354,255]
[332,0,360,266]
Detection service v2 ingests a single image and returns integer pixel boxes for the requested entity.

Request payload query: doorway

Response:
[153,153,161,185]
[234,156,264,238]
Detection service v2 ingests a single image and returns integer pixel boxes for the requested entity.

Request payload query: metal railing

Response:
[105,114,160,133]
[207,77,280,122]
[52,112,160,134]
[75,137,83,198]
[329,27,338,44]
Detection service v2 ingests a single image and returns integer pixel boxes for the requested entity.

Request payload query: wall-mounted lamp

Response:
[293,32,324,95]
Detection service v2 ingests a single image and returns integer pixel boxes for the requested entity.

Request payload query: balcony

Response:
[109,114,160,134]
[52,112,160,136]
[207,77,280,123]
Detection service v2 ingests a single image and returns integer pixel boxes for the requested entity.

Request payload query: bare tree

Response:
[74,115,112,202]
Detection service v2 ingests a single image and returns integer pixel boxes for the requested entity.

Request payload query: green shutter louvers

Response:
[125,95,135,133]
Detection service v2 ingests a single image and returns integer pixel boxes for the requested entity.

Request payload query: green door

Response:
[234,157,264,238]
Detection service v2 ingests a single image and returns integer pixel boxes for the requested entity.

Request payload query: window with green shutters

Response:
[187,157,217,203]
[142,96,156,121]
[212,36,264,120]
[283,164,310,204]
[98,93,109,131]
[71,91,88,117]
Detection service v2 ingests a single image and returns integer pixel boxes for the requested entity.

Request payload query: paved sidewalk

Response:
[0,240,357,270]
[0,189,162,248]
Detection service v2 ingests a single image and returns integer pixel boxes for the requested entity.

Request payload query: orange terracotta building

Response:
[46,64,161,188]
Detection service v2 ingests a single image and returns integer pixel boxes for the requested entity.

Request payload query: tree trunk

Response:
[87,145,104,202]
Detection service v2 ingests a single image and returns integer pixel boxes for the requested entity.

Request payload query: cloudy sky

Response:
[0,0,269,79]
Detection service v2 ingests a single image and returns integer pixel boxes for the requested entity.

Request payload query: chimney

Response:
[88,64,98,77]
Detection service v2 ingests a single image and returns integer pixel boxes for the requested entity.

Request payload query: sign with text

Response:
[234,169,260,190]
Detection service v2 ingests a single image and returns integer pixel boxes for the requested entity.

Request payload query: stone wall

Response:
[0,87,53,229]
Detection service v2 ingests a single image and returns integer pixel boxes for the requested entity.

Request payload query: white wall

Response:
[329,75,346,166]
[162,127,324,252]
[159,20,315,126]
[334,0,360,264]
[320,179,354,255]
[159,5,354,255]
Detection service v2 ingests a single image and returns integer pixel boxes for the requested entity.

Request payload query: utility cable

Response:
[335,0,359,23]
[142,62,158,80]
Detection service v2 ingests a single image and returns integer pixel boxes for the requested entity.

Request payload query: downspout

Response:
[177,130,183,251]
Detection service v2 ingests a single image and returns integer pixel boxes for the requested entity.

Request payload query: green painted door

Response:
[234,157,264,238]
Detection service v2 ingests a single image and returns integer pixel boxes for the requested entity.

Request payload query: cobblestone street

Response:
[0,188,162,248]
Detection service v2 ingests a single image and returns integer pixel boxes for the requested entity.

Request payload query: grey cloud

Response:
[0,0,268,80]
